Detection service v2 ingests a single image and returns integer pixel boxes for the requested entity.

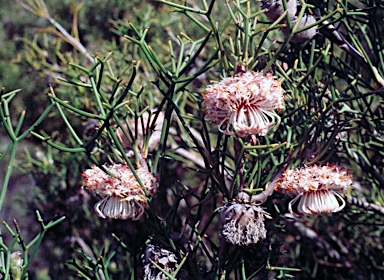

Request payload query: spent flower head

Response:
[82,164,158,220]
[142,242,180,280]
[276,164,353,215]
[220,201,271,246]
[203,71,284,137]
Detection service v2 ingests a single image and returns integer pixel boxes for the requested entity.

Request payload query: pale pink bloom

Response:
[82,164,158,220]
[220,202,271,246]
[203,71,283,137]
[276,164,352,215]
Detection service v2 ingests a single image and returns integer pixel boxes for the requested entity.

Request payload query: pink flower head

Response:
[82,164,158,220]
[276,164,353,215]
[203,71,284,137]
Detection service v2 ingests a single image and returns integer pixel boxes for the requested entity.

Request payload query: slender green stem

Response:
[49,86,84,145]
[16,103,54,140]
[48,93,104,119]
[0,143,17,212]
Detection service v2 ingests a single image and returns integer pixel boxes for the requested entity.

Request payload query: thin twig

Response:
[18,0,93,63]
[250,165,286,203]
[346,196,384,215]
[321,19,384,88]
[284,214,342,260]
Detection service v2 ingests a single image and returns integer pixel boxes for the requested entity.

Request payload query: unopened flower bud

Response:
[10,251,23,280]
[262,0,297,22]
[282,14,317,42]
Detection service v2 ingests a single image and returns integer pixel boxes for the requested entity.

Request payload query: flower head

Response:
[220,201,271,246]
[142,242,180,280]
[82,164,158,220]
[203,71,284,137]
[276,164,352,215]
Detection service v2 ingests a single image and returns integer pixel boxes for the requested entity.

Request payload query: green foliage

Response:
[0,211,65,280]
